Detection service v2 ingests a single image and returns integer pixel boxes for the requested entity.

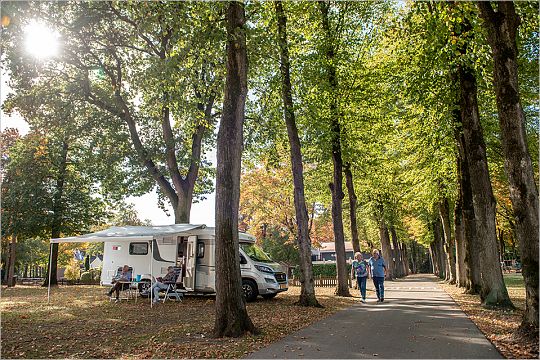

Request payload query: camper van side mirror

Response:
[240,255,247,265]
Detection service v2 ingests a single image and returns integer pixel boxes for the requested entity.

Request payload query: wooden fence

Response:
[289,276,352,288]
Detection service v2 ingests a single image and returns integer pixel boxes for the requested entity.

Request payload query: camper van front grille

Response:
[274,272,287,283]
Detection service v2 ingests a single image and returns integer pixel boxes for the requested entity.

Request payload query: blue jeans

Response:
[372,276,385,300]
[357,276,367,300]
[151,282,168,303]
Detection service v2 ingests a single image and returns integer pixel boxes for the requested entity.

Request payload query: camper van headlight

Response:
[255,265,274,274]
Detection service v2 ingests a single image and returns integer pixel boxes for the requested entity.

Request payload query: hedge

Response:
[292,263,352,278]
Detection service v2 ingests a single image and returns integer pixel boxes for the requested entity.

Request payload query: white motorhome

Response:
[52,224,288,301]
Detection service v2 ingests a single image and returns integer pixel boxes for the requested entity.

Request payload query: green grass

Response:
[503,273,525,289]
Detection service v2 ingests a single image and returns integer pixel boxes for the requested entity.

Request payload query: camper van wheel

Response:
[242,279,258,302]
[262,293,277,300]
[138,280,151,298]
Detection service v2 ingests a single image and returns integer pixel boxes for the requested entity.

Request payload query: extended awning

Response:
[50,224,206,243]
[47,224,206,306]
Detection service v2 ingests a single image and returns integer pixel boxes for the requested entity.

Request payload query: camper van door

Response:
[184,236,197,290]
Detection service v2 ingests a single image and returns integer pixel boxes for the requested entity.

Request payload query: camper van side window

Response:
[129,242,148,255]
[197,242,205,258]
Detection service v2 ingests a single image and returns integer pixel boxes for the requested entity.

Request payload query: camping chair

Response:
[162,267,187,303]
[109,266,136,302]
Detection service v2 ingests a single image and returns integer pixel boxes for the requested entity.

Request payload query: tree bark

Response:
[213,1,257,338]
[43,140,68,287]
[459,62,513,308]
[478,0,538,328]
[274,0,320,307]
[318,0,350,297]
[410,241,417,274]
[454,176,469,288]
[433,219,446,279]
[344,164,360,254]
[7,234,16,287]
[429,243,438,277]
[390,226,402,278]
[439,198,457,284]
[455,119,481,293]
[379,219,394,280]
[401,242,409,276]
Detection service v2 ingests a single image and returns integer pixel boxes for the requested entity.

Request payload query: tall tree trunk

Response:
[459,62,513,308]
[318,0,350,297]
[43,140,69,287]
[429,243,438,277]
[344,164,360,254]
[478,0,538,328]
[213,1,257,338]
[390,226,402,278]
[274,0,320,307]
[411,241,417,274]
[7,234,16,287]
[433,219,446,279]
[401,242,409,276]
[497,229,505,263]
[456,122,482,293]
[454,178,469,288]
[439,198,457,284]
[379,220,393,280]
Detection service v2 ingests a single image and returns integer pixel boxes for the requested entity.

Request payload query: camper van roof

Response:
[50,224,257,243]
[50,224,206,243]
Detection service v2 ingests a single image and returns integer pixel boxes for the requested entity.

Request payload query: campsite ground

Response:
[1,285,356,358]
[1,274,533,359]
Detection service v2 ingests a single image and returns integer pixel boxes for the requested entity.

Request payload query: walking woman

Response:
[351,252,369,303]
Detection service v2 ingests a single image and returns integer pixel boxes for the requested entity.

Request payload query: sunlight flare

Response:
[24,20,60,59]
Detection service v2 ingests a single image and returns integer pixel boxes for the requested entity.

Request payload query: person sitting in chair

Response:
[107,264,132,301]
[150,266,177,304]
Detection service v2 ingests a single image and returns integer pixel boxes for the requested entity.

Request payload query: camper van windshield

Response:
[240,243,272,263]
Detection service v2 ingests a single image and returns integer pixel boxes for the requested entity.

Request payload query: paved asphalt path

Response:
[248,275,502,359]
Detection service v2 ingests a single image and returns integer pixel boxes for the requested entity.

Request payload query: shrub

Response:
[292,263,352,278]
[80,271,93,282]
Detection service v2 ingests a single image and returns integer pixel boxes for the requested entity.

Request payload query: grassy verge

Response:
[441,273,538,359]
[1,285,356,359]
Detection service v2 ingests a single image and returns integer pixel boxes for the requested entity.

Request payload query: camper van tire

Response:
[262,293,277,300]
[138,280,151,298]
[242,279,259,302]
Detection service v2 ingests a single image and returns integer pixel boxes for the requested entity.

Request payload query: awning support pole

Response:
[150,239,153,308]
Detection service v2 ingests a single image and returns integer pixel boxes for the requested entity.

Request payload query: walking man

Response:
[368,249,387,302]
[351,252,369,303]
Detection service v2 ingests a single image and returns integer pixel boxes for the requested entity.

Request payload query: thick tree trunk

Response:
[379,220,393,280]
[175,188,192,223]
[456,125,481,293]
[7,234,16,287]
[43,141,69,287]
[439,198,457,284]
[433,219,446,279]
[390,226,402,278]
[274,0,320,307]
[319,1,350,297]
[459,63,513,308]
[478,0,538,328]
[454,180,469,288]
[344,164,360,254]
[213,1,257,338]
